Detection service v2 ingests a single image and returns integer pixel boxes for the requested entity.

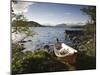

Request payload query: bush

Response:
[76,54,96,70]
[12,46,69,74]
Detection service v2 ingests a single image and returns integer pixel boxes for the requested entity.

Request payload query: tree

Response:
[12,14,34,42]
[81,6,96,24]
[11,1,35,73]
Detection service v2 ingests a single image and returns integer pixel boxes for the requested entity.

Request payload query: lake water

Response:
[12,27,82,51]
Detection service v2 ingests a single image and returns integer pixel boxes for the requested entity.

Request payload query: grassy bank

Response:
[12,48,69,74]
[12,44,96,74]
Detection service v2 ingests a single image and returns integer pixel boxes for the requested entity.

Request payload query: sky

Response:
[12,1,92,26]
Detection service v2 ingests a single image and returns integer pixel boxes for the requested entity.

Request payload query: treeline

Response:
[12,19,43,27]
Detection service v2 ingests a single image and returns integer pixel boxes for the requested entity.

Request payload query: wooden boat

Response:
[54,42,78,65]
[54,43,77,57]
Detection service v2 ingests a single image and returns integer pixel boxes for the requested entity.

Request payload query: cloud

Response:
[12,1,33,14]
[64,12,71,15]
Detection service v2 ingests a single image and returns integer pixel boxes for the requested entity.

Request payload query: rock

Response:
[44,45,50,52]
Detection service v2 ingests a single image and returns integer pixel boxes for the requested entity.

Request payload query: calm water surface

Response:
[12,27,82,51]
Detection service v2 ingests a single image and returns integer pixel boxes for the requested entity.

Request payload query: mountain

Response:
[55,23,85,28]
[27,21,43,27]
[55,24,68,27]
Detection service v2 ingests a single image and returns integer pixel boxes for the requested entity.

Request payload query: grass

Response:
[76,53,96,70]
[12,50,69,74]
[12,49,96,74]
